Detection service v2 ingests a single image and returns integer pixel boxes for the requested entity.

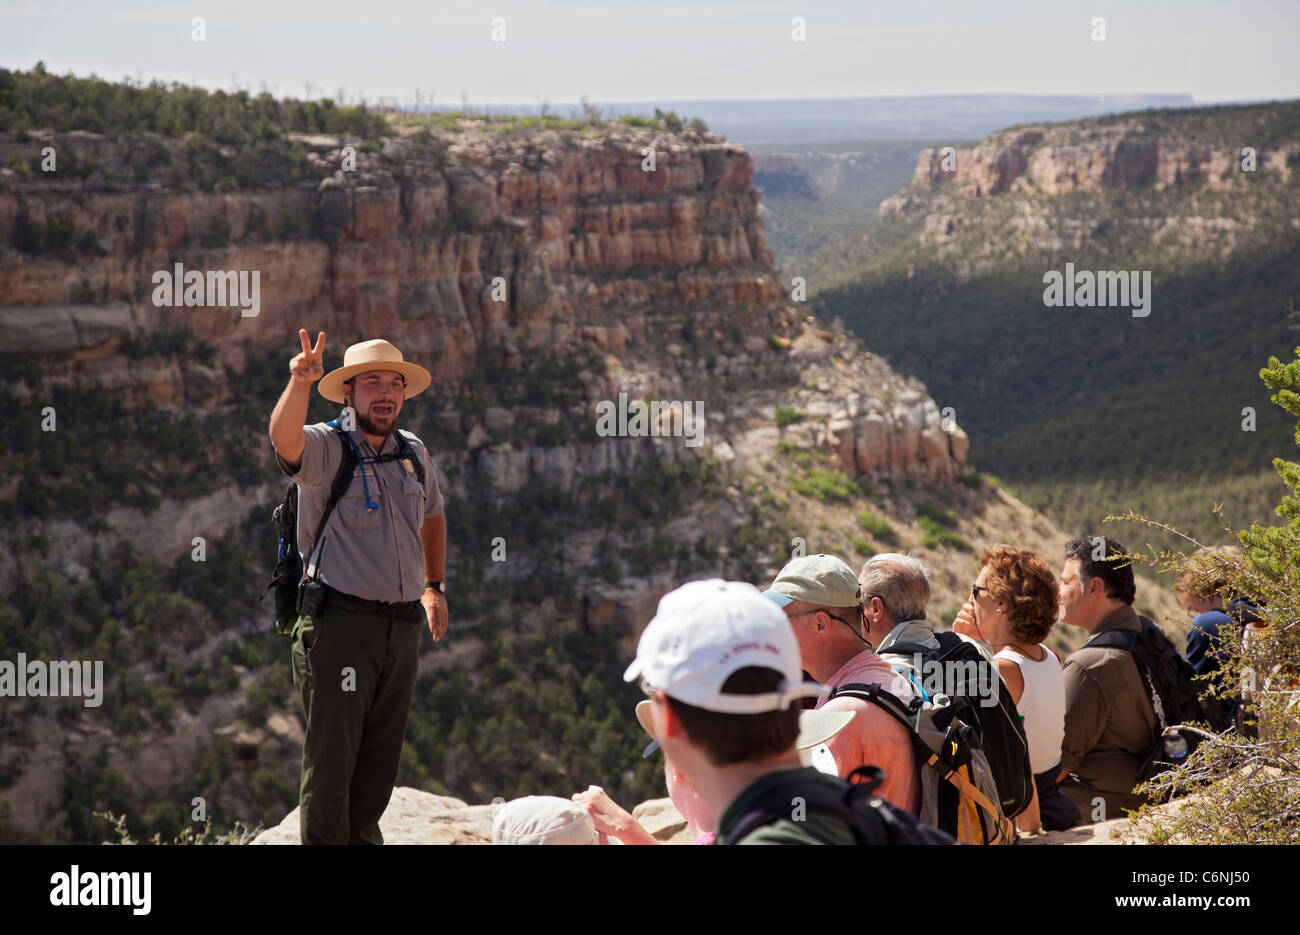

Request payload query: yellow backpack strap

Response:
[927,754,1016,844]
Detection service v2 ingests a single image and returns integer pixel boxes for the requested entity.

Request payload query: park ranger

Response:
[269,330,449,844]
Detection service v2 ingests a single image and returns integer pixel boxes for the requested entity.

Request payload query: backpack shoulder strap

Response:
[395,429,428,487]
[828,682,919,732]
[301,425,359,579]
[1087,626,1138,652]
[324,423,359,510]
[931,630,966,653]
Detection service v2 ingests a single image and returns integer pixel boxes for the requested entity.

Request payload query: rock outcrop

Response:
[251,786,695,845]
[872,110,1300,271]
[250,784,1173,845]
[892,124,1297,204]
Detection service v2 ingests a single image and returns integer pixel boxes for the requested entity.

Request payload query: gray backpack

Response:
[828,682,1016,845]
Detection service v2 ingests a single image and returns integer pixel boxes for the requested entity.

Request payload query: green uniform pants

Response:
[291,600,423,844]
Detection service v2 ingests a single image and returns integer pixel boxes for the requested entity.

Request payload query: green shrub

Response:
[957,470,983,489]
[1117,343,1300,843]
[774,406,804,429]
[915,501,959,529]
[918,516,973,552]
[855,509,892,538]
[790,468,864,503]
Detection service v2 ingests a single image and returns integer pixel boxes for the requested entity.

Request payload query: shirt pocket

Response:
[398,473,426,529]
[341,492,382,530]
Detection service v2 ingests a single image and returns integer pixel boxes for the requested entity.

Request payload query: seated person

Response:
[1057,537,1161,821]
[763,554,921,814]
[572,701,855,844]
[624,578,949,845]
[955,545,1080,832]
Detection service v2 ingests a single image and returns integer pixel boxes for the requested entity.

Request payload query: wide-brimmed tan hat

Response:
[317,338,432,403]
[634,699,854,757]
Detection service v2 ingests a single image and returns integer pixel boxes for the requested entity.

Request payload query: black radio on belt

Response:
[298,579,326,617]
[298,536,329,617]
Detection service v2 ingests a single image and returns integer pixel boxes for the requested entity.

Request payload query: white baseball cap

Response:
[623,579,826,714]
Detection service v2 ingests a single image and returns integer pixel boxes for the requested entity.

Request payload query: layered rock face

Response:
[0,124,780,392]
[896,125,1297,204]
[0,121,966,492]
[872,111,1300,270]
[725,327,970,484]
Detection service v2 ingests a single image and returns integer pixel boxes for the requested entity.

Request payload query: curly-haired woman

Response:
[955,545,1080,833]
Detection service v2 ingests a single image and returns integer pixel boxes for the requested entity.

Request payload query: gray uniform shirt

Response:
[277,421,444,603]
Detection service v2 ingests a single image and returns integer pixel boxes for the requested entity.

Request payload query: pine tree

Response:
[1125,345,1300,843]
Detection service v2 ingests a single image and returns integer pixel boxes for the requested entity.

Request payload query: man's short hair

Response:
[858,553,931,622]
[664,666,800,766]
[1064,537,1136,605]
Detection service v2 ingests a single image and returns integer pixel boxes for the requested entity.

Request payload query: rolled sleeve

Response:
[1060,663,1108,775]
[277,423,336,491]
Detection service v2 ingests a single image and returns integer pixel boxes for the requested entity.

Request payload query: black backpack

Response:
[1088,616,1235,781]
[880,630,1035,819]
[265,422,426,634]
[725,767,956,845]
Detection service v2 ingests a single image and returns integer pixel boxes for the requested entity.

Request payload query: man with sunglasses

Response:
[762,554,921,814]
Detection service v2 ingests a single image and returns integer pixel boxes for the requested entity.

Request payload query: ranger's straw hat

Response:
[318,339,432,403]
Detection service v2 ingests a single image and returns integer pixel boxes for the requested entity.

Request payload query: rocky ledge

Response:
[251,784,1171,845]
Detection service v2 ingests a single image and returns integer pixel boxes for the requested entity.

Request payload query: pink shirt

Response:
[813,650,921,814]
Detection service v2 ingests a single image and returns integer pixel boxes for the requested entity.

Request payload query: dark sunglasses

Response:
[971,584,991,600]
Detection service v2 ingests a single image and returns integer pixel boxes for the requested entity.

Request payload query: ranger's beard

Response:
[357,406,398,438]
[345,398,398,439]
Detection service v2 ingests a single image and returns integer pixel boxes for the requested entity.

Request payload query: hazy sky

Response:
[2,0,1296,106]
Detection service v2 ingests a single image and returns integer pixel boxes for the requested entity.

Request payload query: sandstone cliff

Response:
[873,105,1300,271]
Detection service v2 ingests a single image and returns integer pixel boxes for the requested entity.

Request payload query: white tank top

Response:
[994,645,1066,775]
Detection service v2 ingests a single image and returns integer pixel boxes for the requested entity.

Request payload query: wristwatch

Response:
[425,580,445,594]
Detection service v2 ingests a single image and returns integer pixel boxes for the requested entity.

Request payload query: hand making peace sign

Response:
[290,329,326,385]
